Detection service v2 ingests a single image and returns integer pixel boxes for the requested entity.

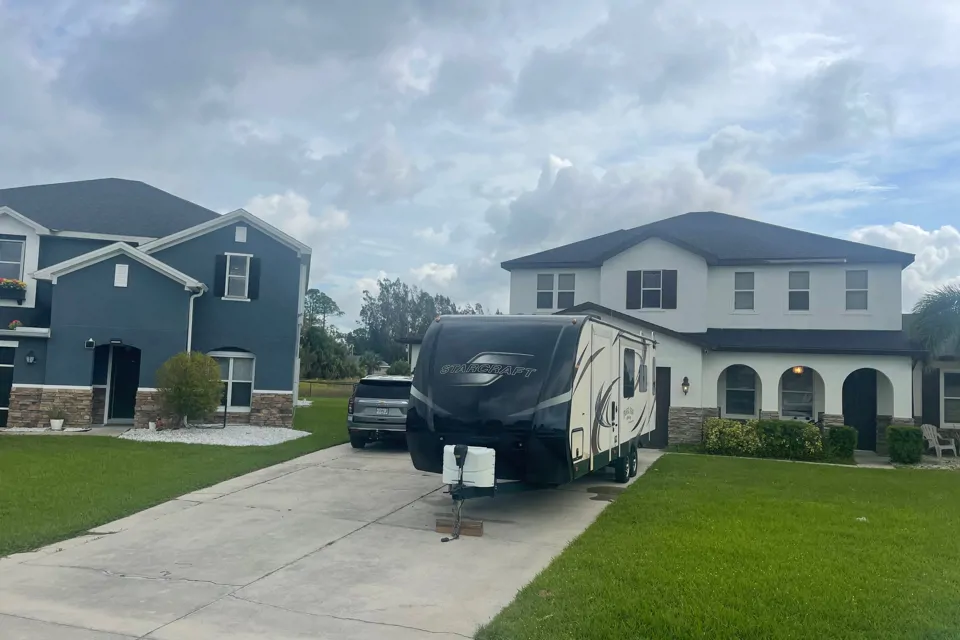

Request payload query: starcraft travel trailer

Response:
[406,314,656,487]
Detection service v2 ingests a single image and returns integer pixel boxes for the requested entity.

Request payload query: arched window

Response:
[209,350,255,412]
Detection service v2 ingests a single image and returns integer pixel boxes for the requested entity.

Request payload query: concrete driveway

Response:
[0,443,663,639]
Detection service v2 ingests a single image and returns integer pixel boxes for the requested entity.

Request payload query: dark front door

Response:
[108,346,141,422]
[843,368,877,451]
[642,366,671,449]
[0,347,14,428]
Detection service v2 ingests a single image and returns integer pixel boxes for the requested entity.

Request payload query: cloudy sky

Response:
[3,0,959,328]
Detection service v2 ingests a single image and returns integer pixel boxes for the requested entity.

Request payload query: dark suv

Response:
[347,375,413,449]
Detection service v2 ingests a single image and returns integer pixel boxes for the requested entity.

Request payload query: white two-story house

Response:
[502,211,955,452]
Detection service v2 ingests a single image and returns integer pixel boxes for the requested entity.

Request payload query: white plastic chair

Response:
[921,424,957,458]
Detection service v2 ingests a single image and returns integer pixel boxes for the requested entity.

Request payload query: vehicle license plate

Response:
[376,408,389,415]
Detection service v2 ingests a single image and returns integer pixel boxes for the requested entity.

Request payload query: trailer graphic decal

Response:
[439,352,536,386]
[591,378,619,455]
[573,346,605,393]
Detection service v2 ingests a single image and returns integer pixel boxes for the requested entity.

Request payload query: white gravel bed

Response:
[906,456,960,470]
[295,399,312,407]
[119,425,310,446]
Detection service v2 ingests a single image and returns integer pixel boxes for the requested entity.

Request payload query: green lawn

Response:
[478,455,960,640]
[0,398,348,558]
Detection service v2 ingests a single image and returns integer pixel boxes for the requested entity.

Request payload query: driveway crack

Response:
[20,562,241,588]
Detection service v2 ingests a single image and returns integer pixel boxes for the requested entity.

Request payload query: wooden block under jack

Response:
[435,517,484,537]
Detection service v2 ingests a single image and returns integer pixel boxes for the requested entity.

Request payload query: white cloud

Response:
[848,223,960,310]
[413,224,451,244]
[410,262,458,286]
[355,270,389,296]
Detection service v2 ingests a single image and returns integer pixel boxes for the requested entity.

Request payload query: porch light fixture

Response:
[792,366,805,375]
[681,376,690,395]
[24,350,36,365]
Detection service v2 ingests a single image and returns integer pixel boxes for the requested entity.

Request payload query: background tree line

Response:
[299,277,498,380]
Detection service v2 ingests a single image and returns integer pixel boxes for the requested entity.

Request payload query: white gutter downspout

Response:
[186,287,205,352]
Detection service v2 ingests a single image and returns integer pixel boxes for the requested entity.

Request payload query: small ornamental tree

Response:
[387,359,411,375]
[156,352,222,427]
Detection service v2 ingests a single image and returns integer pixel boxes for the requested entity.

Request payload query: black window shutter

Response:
[626,271,642,309]
[661,270,678,309]
[213,255,227,298]
[248,257,261,300]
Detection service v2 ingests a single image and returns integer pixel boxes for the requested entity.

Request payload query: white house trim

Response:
[139,208,312,257]
[49,230,157,244]
[12,384,93,390]
[32,242,205,289]
[253,389,294,395]
[0,206,51,234]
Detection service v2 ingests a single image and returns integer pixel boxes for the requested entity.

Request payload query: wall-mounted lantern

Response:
[681,376,690,395]
[792,365,805,375]
[24,350,36,365]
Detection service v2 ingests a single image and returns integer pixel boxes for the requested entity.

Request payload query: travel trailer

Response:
[406,314,657,488]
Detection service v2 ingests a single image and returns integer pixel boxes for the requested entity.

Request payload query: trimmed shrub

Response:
[156,352,223,427]
[703,418,761,457]
[756,419,824,461]
[888,426,924,464]
[825,426,858,460]
[386,359,411,375]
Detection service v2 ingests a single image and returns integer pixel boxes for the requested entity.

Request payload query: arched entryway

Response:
[93,343,142,424]
[717,364,762,418]
[842,368,894,451]
[778,366,824,421]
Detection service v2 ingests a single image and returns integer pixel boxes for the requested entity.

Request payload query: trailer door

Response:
[589,322,615,469]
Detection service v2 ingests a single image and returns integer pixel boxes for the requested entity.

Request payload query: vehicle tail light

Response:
[347,385,356,414]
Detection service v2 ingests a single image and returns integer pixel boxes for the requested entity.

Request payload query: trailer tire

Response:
[628,446,639,478]
[614,455,630,484]
[349,434,366,449]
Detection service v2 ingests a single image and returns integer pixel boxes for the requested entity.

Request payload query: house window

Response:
[536,274,554,309]
[944,372,960,426]
[623,348,636,399]
[0,239,24,280]
[846,270,868,310]
[626,270,677,310]
[725,365,757,416]
[781,367,814,419]
[734,272,754,310]
[788,271,809,311]
[225,254,251,299]
[212,352,255,411]
[235,226,247,243]
[536,273,576,310]
[557,274,575,309]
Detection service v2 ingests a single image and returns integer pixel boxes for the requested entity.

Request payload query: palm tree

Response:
[911,284,960,359]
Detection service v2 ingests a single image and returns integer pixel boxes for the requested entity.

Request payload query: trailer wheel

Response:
[614,455,630,484]
[628,446,639,478]
[349,434,366,449]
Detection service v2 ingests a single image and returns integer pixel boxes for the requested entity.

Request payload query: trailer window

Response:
[638,360,647,393]
[623,348,636,398]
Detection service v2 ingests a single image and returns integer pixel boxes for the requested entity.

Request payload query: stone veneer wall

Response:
[759,411,779,421]
[251,393,294,427]
[133,389,162,429]
[821,413,845,426]
[92,388,106,425]
[667,406,718,445]
[211,410,251,425]
[8,386,44,428]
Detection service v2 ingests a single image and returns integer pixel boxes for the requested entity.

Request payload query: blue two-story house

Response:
[0,178,309,429]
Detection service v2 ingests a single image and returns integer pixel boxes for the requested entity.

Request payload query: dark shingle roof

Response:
[0,178,220,237]
[699,328,922,356]
[559,303,923,356]
[501,211,915,270]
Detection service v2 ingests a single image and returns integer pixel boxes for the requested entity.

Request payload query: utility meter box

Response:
[442,445,496,488]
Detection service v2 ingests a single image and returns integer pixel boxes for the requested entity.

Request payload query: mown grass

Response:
[0,398,348,557]
[478,455,960,640]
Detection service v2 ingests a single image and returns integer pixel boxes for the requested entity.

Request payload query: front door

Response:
[107,346,141,423]
[644,366,670,449]
[842,368,877,451]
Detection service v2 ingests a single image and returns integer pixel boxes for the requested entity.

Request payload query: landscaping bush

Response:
[156,352,223,427]
[756,419,823,461]
[825,426,858,460]
[703,418,761,457]
[888,425,925,464]
[386,359,411,375]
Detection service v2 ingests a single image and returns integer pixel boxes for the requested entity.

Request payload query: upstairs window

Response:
[536,274,554,309]
[214,254,261,301]
[788,271,809,311]
[626,270,677,310]
[535,273,576,310]
[734,272,754,310]
[845,270,868,310]
[0,239,24,281]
